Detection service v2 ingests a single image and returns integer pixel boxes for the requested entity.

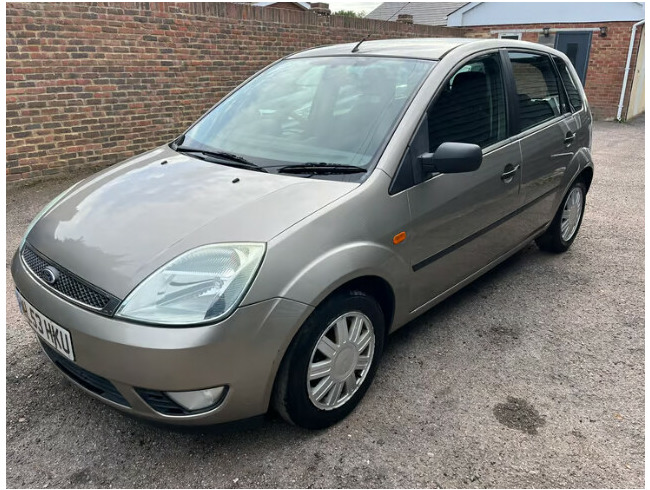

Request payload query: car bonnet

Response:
[24,146,357,299]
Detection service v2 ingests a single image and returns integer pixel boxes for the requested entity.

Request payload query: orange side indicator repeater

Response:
[393,231,407,245]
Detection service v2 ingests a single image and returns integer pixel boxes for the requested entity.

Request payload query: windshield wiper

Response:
[172,145,267,172]
[278,163,367,174]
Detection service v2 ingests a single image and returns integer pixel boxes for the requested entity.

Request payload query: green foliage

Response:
[333,9,366,18]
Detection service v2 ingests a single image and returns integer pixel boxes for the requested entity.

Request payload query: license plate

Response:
[16,290,75,361]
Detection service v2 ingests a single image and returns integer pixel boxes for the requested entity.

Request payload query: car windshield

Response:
[180,56,434,172]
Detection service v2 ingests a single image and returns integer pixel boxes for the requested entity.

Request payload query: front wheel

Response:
[272,290,385,429]
[536,180,587,253]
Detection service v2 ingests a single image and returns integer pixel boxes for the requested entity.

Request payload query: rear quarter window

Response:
[553,56,584,111]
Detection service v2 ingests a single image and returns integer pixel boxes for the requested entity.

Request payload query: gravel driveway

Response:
[6,117,644,488]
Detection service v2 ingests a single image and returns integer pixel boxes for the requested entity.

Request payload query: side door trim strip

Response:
[412,185,559,272]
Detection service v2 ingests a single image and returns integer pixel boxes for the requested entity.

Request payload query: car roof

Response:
[287,37,560,61]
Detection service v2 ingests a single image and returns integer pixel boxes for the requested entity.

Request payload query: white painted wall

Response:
[627,27,645,119]
[448,2,645,27]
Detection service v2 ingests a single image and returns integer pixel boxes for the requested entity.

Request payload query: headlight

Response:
[20,182,81,249]
[116,243,265,325]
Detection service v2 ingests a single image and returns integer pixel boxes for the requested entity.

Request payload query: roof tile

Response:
[366,2,468,26]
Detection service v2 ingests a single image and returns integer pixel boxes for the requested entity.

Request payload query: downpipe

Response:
[616,20,645,122]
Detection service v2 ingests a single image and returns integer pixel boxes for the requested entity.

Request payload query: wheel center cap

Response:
[331,344,358,381]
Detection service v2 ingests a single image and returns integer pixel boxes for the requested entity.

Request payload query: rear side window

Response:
[553,56,584,111]
[508,52,562,131]
[428,53,507,151]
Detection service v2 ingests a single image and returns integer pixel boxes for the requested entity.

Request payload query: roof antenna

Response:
[352,33,371,53]
[351,2,411,53]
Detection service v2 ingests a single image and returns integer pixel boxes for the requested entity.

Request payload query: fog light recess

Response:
[165,386,227,412]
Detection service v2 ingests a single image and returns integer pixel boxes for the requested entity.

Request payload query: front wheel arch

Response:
[269,274,394,420]
[323,275,395,339]
[271,288,386,428]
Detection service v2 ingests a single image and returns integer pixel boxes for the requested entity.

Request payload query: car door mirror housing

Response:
[418,142,483,174]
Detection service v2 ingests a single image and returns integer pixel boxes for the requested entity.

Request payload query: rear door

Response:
[506,50,579,234]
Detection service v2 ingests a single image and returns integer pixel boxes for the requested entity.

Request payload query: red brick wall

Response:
[6,2,465,184]
[465,22,644,120]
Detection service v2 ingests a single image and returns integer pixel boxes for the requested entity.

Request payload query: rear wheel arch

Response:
[551,162,593,218]
[577,166,593,192]
[536,179,586,253]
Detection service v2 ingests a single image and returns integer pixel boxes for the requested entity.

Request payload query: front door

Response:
[405,52,525,311]
[555,32,592,85]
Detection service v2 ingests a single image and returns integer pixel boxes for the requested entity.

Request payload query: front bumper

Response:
[11,250,314,425]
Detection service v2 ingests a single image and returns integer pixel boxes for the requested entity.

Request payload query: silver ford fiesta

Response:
[11,38,593,429]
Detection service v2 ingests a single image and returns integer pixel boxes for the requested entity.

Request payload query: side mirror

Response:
[418,142,482,174]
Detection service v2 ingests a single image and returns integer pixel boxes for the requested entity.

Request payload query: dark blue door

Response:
[555,31,592,85]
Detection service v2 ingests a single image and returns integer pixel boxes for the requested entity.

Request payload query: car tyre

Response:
[272,289,385,429]
[536,180,587,253]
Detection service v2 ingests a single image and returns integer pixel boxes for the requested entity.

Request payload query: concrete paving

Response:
[6,116,645,488]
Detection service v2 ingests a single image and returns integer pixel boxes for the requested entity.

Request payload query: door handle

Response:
[501,164,520,182]
[564,131,576,145]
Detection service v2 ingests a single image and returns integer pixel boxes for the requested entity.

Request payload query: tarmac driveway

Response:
[6,117,645,488]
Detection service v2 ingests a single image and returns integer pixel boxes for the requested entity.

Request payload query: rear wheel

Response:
[272,290,385,429]
[536,180,587,253]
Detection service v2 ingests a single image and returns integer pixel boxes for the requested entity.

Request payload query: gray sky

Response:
[327,1,382,15]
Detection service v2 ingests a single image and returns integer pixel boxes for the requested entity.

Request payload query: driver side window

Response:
[428,53,507,152]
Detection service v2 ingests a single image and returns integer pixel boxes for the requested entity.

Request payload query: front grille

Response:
[22,245,119,315]
[41,341,130,407]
